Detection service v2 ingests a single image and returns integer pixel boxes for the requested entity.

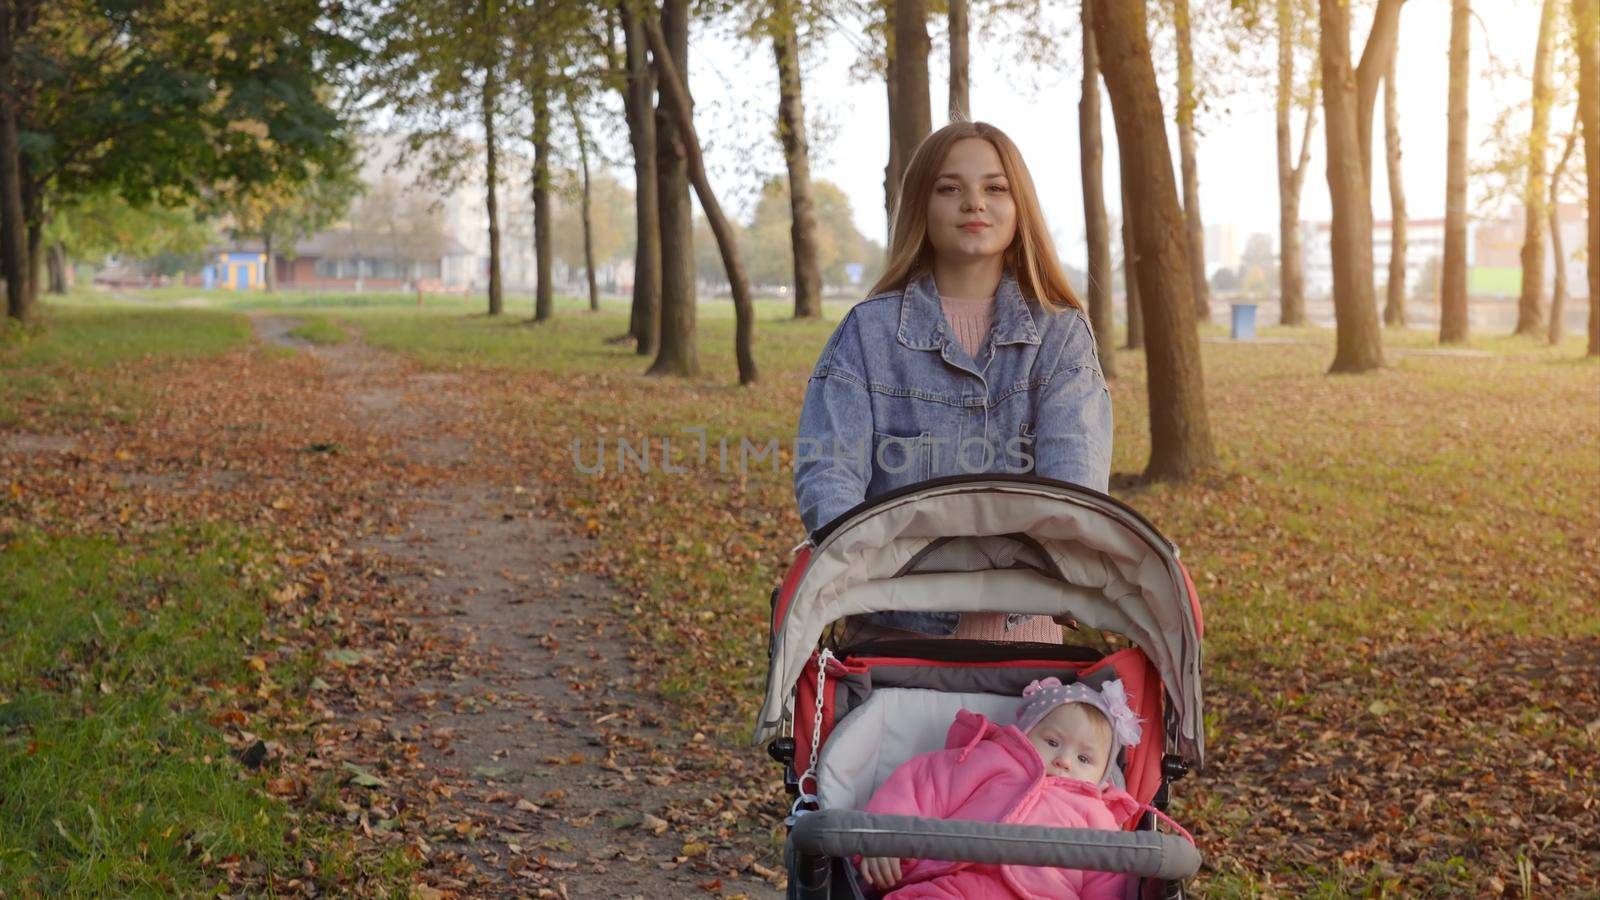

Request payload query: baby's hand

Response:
[860,856,902,890]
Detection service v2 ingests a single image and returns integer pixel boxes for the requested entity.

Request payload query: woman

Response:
[793,121,1112,642]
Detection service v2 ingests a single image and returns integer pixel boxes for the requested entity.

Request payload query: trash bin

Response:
[1230,303,1258,341]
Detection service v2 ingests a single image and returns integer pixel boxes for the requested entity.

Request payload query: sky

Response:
[610,0,1559,272]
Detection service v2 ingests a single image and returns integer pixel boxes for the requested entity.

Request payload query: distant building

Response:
[1203,222,1242,274]
[211,230,474,291]
[202,251,269,291]
[1305,217,1448,299]
[1471,201,1586,295]
[1301,202,1588,300]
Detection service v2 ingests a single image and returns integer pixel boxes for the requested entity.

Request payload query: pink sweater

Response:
[862,710,1139,900]
[940,294,995,359]
[940,293,1059,644]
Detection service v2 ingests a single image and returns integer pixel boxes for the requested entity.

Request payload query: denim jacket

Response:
[792,269,1113,636]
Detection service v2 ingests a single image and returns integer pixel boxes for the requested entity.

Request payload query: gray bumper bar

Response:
[788,809,1201,881]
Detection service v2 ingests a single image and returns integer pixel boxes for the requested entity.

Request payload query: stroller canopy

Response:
[756,476,1205,766]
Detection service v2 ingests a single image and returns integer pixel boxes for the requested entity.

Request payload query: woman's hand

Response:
[860,856,903,890]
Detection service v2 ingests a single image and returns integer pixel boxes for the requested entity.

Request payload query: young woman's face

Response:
[924,137,1018,273]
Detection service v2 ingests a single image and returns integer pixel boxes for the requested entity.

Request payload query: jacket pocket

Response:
[871,430,932,484]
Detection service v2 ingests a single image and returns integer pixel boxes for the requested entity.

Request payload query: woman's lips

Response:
[961,222,990,233]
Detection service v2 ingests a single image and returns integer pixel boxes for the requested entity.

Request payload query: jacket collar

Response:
[895,268,1042,352]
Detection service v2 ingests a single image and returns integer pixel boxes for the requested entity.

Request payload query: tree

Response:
[1576,0,1600,356]
[617,1,660,355]
[481,22,506,317]
[531,68,554,321]
[768,0,824,319]
[45,191,214,291]
[1092,0,1216,481]
[368,0,516,315]
[570,95,599,312]
[949,0,969,120]
[1383,51,1407,327]
[1548,115,1580,344]
[1,0,355,322]
[1080,0,1116,379]
[1515,0,1561,335]
[643,12,758,384]
[887,0,931,223]
[1440,0,1471,345]
[551,168,630,281]
[1318,0,1401,372]
[1276,0,1317,326]
[1119,174,1143,351]
[1173,0,1211,322]
[513,0,593,323]
[647,0,699,377]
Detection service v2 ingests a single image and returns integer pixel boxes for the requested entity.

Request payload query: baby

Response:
[858,677,1143,899]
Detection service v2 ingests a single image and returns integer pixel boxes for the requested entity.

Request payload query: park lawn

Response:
[0,300,417,897]
[337,297,1598,895]
[0,525,415,896]
[0,299,252,430]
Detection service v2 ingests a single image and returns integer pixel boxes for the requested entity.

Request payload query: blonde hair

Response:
[869,122,1082,312]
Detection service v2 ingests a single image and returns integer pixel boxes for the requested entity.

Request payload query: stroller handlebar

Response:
[788,809,1201,881]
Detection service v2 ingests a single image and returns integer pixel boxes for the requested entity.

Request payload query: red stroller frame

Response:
[758,476,1205,900]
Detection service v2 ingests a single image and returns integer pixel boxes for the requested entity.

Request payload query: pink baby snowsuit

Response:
[861,709,1142,900]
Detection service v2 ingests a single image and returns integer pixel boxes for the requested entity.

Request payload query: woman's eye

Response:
[988,184,1009,193]
[1046,739,1059,748]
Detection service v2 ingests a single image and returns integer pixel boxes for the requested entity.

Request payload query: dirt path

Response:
[248,316,781,899]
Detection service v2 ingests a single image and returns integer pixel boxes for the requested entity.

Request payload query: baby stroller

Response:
[756,474,1205,899]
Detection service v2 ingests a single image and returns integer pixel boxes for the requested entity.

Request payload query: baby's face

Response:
[1025,703,1112,784]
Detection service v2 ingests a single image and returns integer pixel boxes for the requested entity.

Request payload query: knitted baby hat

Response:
[1015,677,1142,757]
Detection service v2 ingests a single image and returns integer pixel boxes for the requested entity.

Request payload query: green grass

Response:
[0,525,416,896]
[286,316,351,345]
[318,299,1597,894]
[0,298,251,429]
[32,291,1598,894]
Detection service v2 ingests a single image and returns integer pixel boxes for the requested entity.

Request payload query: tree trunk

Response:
[948,0,969,121]
[1079,0,1115,379]
[773,3,823,319]
[647,0,700,378]
[482,71,505,317]
[1548,120,1578,345]
[47,240,66,294]
[1276,0,1314,326]
[1356,0,1403,186]
[532,81,554,321]
[1575,0,1600,356]
[1120,165,1143,351]
[263,229,276,293]
[575,103,599,312]
[1174,0,1210,322]
[1093,0,1215,481]
[22,180,38,308]
[1515,0,1558,335]
[0,20,28,322]
[1383,52,1407,327]
[620,1,660,354]
[1548,195,1567,345]
[643,14,758,385]
[890,0,931,210]
[884,49,900,240]
[1439,0,1471,345]
[1319,0,1388,372]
